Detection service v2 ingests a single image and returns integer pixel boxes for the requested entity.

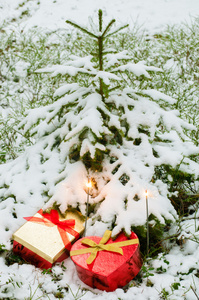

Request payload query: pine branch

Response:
[105,24,129,38]
[182,194,199,199]
[66,20,98,39]
[98,9,103,32]
[108,85,121,93]
[102,19,116,38]
[97,10,104,99]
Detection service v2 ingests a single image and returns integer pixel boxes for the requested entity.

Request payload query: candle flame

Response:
[86,179,92,188]
[145,190,148,197]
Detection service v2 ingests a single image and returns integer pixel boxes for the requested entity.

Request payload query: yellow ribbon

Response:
[70,230,139,264]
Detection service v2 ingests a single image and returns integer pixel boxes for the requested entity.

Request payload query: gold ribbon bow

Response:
[70,230,139,264]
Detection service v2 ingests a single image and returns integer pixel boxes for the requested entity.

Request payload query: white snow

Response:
[53,83,79,97]
[114,62,162,78]
[0,1,199,300]
[141,89,176,104]
[1,0,199,33]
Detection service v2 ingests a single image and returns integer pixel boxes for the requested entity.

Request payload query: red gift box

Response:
[70,230,142,291]
[13,209,84,269]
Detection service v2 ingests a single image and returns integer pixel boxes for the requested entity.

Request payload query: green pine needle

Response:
[66,20,98,39]
[102,19,116,38]
[105,23,129,38]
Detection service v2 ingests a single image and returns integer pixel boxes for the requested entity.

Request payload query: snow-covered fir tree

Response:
[0,10,198,247]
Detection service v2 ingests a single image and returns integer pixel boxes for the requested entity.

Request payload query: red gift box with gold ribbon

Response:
[70,230,143,292]
[13,209,85,269]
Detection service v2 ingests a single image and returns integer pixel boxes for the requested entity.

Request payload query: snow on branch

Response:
[36,65,93,77]
[113,61,162,77]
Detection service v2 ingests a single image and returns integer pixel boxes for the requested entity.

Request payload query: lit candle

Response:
[145,190,149,255]
[84,178,92,237]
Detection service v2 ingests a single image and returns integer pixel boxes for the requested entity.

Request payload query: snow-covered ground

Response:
[1,0,199,32]
[0,1,199,299]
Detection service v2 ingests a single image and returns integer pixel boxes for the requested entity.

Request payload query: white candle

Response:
[84,178,92,237]
[145,190,149,254]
